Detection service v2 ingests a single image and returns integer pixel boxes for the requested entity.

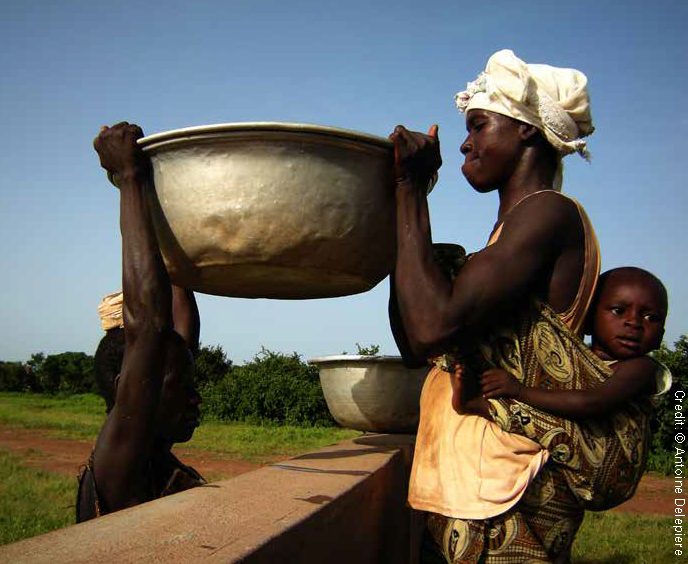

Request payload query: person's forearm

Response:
[518,387,604,419]
[119,170,172,336]
[393,180,456,357]
[392,181,509,357]
[389,276,426,367]
[172,286,200,353]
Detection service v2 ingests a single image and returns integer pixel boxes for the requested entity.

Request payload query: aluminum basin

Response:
[309,355,428,433]
[137,122,395,299]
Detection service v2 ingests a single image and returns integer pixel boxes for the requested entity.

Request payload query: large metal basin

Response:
[309,355,428,433]
[137,122,395,299]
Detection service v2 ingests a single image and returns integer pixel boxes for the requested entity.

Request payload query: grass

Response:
[188,420,359,463]
[0,393,105,439]
[0,449,74,546]
[0,392,359,462]
[572,511,674,563]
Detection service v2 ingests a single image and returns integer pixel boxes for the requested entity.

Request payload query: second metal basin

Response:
[309,355,428,433]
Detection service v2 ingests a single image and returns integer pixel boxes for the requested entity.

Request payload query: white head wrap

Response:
[455,50,594,187]
[98,291,124,331]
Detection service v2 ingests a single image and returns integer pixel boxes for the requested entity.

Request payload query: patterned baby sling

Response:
[473,300,652,511]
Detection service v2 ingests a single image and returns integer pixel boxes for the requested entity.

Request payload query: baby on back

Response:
[481,266,671,418]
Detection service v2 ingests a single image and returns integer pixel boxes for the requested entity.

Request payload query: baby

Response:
[481,266,671,423]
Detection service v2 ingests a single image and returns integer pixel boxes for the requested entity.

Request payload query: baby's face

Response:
[591,273,666,361]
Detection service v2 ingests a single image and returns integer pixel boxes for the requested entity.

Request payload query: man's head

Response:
[93,329,200,443]
[588,267,668,361]
[95,290,200,443]
[455,49,594,190]
[155,331,201,444]
[94,327,125,413]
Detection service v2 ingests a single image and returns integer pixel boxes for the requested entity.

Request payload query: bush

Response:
[648,335,687,473]
[194,344,232,388]
[355,343,380,355]
[0,362,33,392]
[0,352,95,395]
[201,348,334,426]
[29,352,95,395]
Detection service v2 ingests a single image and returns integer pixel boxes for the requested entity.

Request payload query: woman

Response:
[389,50,620,562]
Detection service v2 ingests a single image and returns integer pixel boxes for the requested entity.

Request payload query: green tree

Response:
[33,352,95,394]
[194,344,232,389]
[0,362,29,392]
[355,343,381,356]
[202,348,334,426]
[25,353,45,390]
[649,335,687,472]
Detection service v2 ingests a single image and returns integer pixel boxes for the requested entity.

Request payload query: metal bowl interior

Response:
[138,122,396,299]
[309,355,428,433]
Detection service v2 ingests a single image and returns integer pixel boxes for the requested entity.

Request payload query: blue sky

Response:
[1,0,686,363]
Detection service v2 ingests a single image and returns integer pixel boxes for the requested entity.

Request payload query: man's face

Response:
[460,110,524,192]
[591,272,666,361]
[156,336,201,444]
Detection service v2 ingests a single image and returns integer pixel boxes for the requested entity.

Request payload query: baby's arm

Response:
[480,357,657,419]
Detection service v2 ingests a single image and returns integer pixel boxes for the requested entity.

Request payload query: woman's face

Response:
[460,110,525,192]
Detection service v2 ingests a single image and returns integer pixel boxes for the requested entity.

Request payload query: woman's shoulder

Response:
[499,190,583,240]
[513,190,582,215]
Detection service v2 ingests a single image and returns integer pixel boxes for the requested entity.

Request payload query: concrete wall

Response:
[0,434,422,563]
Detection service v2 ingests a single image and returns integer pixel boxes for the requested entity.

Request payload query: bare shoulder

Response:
[496,191,582,251]
[507,191,581,229]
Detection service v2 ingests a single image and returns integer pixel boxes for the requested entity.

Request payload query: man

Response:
[77,122,205,522]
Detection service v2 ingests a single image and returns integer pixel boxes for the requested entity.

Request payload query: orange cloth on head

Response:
[408,191,600,520]
[97,291,124,331]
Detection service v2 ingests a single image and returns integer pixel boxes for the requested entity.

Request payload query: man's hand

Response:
[389,124,441,190]
[93,122,149,184]
[480,368,523,399]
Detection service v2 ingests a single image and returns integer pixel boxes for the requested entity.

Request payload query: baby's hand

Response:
[480,368,522,399]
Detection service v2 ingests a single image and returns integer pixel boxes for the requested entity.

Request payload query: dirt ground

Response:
[0,426,263,483]
[0,425,673,515]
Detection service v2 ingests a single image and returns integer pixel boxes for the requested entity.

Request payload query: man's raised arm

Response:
[91,122,173,511]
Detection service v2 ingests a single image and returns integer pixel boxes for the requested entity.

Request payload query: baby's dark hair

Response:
[93,327,124,413]
[584,266,668,335]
